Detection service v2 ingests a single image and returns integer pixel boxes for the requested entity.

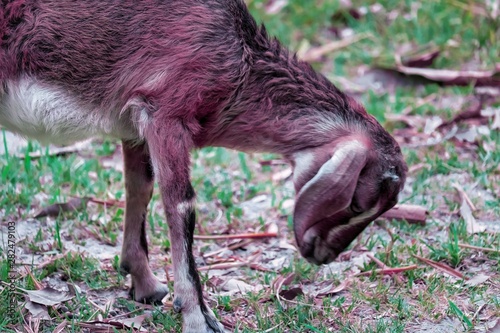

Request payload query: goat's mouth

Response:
[296,208,382,265]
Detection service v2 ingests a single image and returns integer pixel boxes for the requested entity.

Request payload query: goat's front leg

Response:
[145,119,225,333]
[120,141,169,303]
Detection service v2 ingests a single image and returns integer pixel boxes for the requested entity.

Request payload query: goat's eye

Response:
[350,202,363,214]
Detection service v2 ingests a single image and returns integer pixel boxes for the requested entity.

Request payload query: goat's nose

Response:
[301,236,339,265]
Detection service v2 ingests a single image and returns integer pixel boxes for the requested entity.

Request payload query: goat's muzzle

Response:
[292,137,406,265]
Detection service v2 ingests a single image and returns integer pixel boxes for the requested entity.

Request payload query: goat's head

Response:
[291,109,406,265]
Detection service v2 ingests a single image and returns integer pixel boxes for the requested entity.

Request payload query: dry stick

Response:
[197,261,247,271]
[203,239,254,258]
[472,303,487,321]
[412,254,466,280]
[194,232,278,241]
[52,320,68,333]
[452,184,477,211]
[399,93,437,115]
[380,204,428,225]
[366,253,403,284]
[258,159,288,166]
[19,252,69,278]
[375,222,396,264]
[458,243,500,253]
[198,250,262,271]
[300,33,370,62]
[24,267,44,290]
[408,163,431,174]
[353,265,418,277]
[88,197,126,208]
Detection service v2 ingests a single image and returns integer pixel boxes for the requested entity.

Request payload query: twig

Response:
[354,265,418,277]
[399,93,437,115]
[88,197,126,208]
[458,243,500,253]
[366,253,403,284]
[375,222,396,263]
[194,232,277,241]
[408,163,431,174]
[412,254,466,280]
[452,184,477,211]
[300,34,369,62]
[380,204,428,225]
[24,267,43,290]
[15,140,92,159]
[203,239,254,258]
[258,159,288,166]
[198,250,262,271]
[472,303,487,321]
[19,252,69,278]
[198,261,247,271]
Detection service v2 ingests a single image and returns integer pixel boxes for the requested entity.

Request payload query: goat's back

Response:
[1,0,252,110]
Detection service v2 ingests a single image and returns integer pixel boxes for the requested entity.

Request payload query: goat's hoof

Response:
[181,304,227,333]
[130,283,169,305]
[173,297,183,313]
[183,319,226,333]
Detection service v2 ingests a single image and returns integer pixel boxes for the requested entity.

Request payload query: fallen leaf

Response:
[88,197,125,208]
[279,287,303,301]
[380,204,428,225]
[465,273,490,287]
[488,319,500,333]
[385,114,426,128]
[34,197,89,218]
[16,140,92,159]
[481,106,500,129]
[453,184,486,234]
[258,159,288,166]
[413,254,465,280]
[403,49,440,68]
[453,127,476,143]
[24,287,74,306]
[353,265,418,277]
[424,116,443,134]
[194,231,278,240]
[272,273,295,294]
[300,34,369,62]
[265,0,288,14]
[221,279,255,294]
[266,222,279,234]
[438,97,484,129]
[24,301,50,320]
[272,167,292,182]
[79,315,149,332]
[116,313,151,330]
[388,57,500,86]
[316,279,350,297]
[52,320,68,333]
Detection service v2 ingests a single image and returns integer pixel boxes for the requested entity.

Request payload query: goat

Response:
[0,0,407,332]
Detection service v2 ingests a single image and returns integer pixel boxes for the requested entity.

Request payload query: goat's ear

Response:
[293,139,369,250]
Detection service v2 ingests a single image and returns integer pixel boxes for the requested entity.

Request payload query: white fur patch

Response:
[177,200,194,215]
[183,305,210,333]
[347,204,380,226]
[0,77,138,145]
[292,150,315,185]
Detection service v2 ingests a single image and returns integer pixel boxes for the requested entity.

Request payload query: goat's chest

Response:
[0,77,138,145]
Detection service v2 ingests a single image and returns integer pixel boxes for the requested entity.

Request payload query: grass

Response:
[1,0,499,332]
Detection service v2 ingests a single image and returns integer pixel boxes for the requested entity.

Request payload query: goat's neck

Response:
[205,48,367,156]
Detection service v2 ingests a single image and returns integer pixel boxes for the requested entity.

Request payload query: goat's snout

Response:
[292,135,406,265]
